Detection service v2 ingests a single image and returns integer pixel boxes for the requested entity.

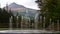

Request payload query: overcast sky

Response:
[0,0,39,10]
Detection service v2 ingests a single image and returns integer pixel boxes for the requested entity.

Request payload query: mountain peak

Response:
[10,2,17,5]
[12,2,16,4]
[9,2,25,8]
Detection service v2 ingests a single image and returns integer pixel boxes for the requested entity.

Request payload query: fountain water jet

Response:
[34,13,39,29]
[16,16,19,29]
[24,9,29,29]
[50,18,52,31]
[9,16,13,31]
[43,16,45,30]
[52,21,54,31]
[57,19,59,31]
[40,16,42,29]
[29,18,30,30]
[21,16,24,29]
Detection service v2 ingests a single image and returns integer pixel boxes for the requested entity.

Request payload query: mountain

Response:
[4,2,26,11]
[9,2,25,8]
[4,2,38,18]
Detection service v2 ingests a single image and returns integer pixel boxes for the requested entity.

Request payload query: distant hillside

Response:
[4,2,38,18]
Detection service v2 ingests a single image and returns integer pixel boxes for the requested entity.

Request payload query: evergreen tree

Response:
[0,8,13,23]
[36,0,60,28]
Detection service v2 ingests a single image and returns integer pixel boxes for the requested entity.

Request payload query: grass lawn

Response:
[0,28,34,30]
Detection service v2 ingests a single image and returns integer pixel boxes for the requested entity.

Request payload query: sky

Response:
[0,0,39,10]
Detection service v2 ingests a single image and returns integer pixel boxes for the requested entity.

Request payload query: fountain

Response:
[57,19,59,31]
[40,15,42,29]
[0,16,55,33]
[16,16,19,29]
[24,9,30,29]
[21,16,24,29]
[29,18,30,29]
[50,18,52,30]
[34,13,39,29]
[43,16,45,30]
[9,16,13,30]
[52,19,54,31]
[0,10,57,34]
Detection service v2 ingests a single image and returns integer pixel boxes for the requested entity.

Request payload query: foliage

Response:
[0,8,13,23]
[36,0,60,28]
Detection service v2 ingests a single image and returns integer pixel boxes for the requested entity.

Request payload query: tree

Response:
[0,8,13,23]
[36,0,46,29]
[36,0,60,28]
